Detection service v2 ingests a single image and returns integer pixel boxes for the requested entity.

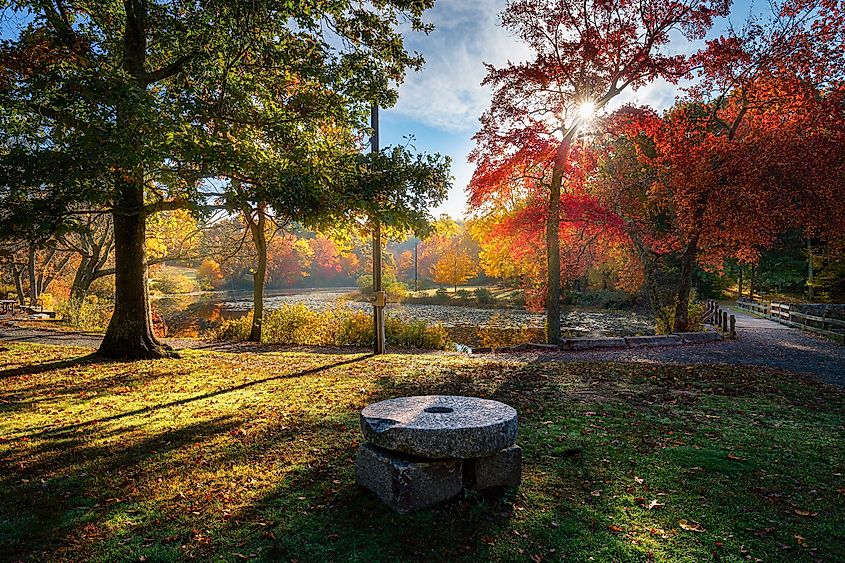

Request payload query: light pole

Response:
[371,104,386,354]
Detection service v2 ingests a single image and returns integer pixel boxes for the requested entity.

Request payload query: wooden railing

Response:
[703,300,735,338]
[736,298,845,344]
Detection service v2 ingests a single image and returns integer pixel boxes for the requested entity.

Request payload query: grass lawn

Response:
[1,343,844,562]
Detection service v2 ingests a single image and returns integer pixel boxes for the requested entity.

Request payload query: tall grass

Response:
[56,296,113,331]
[215,304,451,350]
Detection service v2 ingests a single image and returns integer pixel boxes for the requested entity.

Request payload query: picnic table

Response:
[0,300,17,315]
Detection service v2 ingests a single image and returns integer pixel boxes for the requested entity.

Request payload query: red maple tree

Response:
[470,0,731,343]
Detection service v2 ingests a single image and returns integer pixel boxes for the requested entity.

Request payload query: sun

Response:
[578,101,596,122]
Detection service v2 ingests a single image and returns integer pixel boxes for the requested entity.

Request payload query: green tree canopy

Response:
[0,0,444,358]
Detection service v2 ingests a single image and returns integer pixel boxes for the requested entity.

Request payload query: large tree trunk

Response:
[629,230,661,312]
[672,232,700,333]
[545,136,573,344]
[99,177,171,359]
[247,204,267,342]
[98,0,171,359]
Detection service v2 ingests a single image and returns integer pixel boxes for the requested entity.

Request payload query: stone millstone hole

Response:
[424,406,454,414]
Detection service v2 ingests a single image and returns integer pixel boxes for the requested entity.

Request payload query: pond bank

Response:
[152,287,655,346]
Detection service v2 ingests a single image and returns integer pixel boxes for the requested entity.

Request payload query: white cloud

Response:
[393,0,527,133]
[610,78,682,113]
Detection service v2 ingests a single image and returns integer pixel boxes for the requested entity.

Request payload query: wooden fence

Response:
[703,300,735,338]
[736,298,845,345]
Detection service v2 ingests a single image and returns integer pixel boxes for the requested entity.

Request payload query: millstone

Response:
[360,395,518,459]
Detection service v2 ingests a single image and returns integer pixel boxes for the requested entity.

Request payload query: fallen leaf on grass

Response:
[646,499,664,510]
[794,534,808,547]
[678,520,706,532]
[634,476,644,484]
[726,453,746,461]
[608,525,624,533]
[794,509,818,517]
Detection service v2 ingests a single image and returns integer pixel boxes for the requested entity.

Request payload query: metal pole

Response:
[371,104,386,354]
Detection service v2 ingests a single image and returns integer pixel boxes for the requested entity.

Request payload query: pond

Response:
[153,287,655,346]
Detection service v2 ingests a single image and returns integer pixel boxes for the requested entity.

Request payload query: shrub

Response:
[214,304,450,349]
[196,259,224,291]
[385,316,450,349]
[0,283,16,300]
[385,280,409,299]
[336,310,373,347]
[474,287,495,304]
[154,272,196,294]
[357,274,374,293]
[39,292,57,311]
[215,313,253,341]
[262,304,335,345]
[88,277,115,299]
[655,301,706,334]
[435,287,449,299]
[57,296,113,331]
[456,289,471,300]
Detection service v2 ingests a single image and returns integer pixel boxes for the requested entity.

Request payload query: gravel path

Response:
[3,306,844,386]
[496,306,845,387]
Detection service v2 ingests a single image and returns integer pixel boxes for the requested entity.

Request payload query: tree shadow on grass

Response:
[0,415,243,561]
[9,354,370,439]
[4,356,843,561]
[0,353,100,380]
[0,361,569,562]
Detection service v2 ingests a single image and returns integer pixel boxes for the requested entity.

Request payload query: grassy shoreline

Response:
[1,343,843,561]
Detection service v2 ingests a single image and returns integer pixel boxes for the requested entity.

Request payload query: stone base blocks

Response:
[355,443,463,514]
[469,444,523,490]
[356,395,522,513]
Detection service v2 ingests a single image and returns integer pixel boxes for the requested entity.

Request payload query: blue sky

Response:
[381,0,757,219]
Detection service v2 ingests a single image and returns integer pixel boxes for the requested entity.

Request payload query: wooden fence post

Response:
[729,315,736,338]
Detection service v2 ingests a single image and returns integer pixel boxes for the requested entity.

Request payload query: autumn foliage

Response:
[469,0,845,331]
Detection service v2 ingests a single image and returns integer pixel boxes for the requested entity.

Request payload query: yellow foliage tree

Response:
[432,248,478,292]
[146,209,201,262]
